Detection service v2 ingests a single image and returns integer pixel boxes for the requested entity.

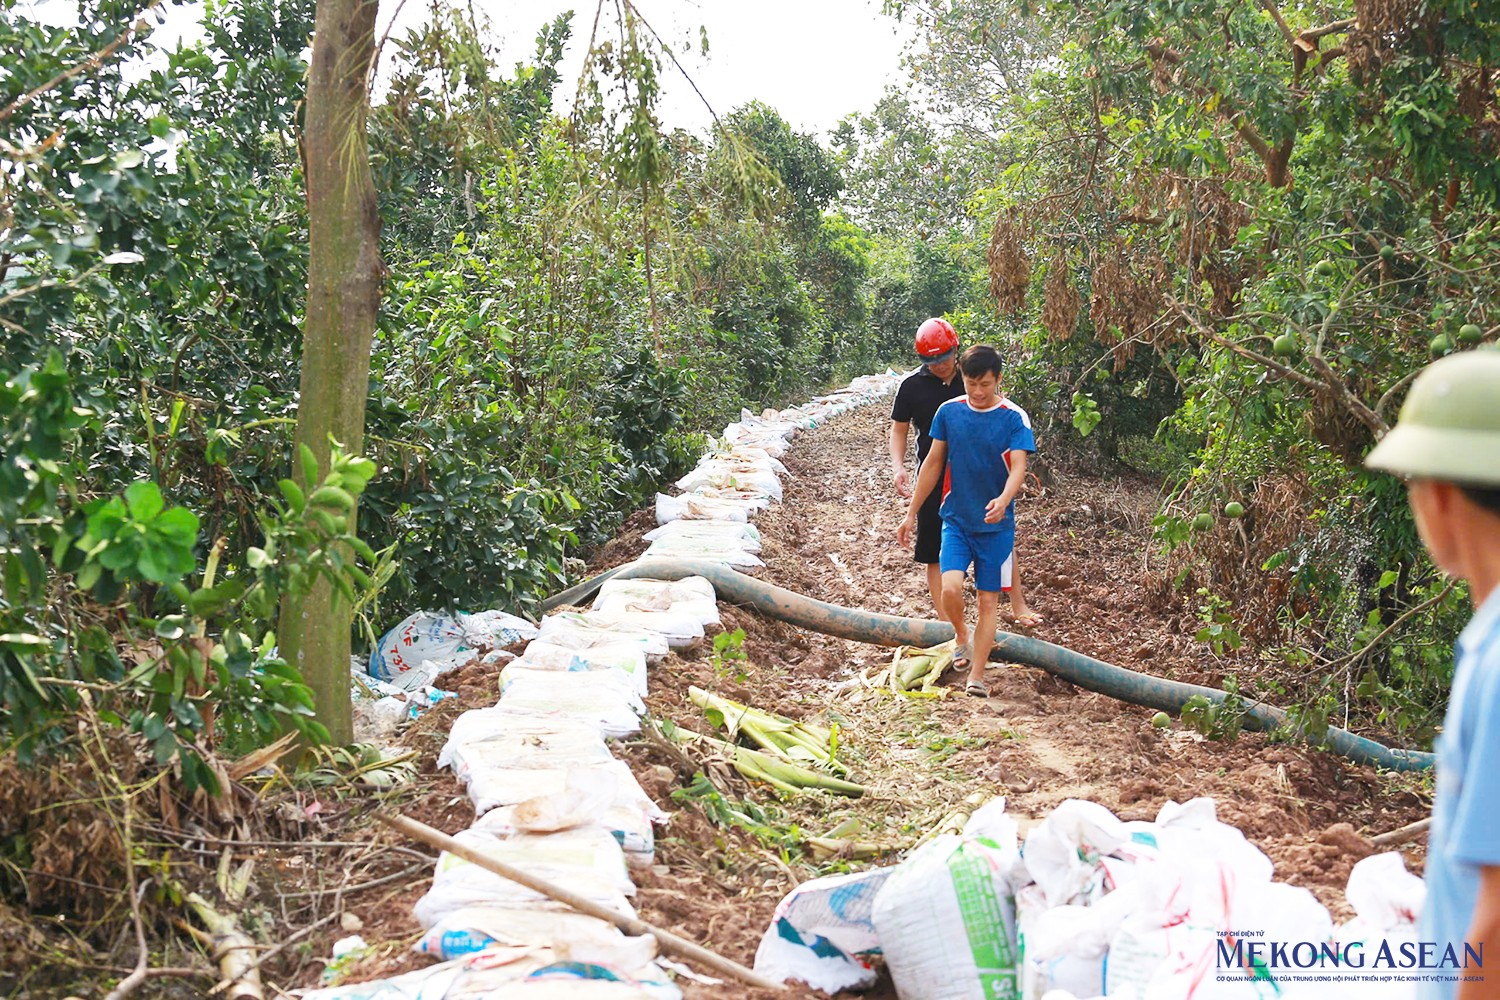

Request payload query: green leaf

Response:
[0,633,51,650]
[278,479,306,512]
[153,506,200,546]
[124,481,165,521]
[154,616,187,640]
[299,443,320,489]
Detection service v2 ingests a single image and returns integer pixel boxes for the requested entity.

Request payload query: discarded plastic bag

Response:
[1328,852,1426,997]
[371,609,538,690]
[871,801,1023,1000]
[753,867,892,992]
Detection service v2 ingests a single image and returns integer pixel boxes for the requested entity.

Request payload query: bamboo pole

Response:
[1371,816,1431,848]
[376,812,787,992]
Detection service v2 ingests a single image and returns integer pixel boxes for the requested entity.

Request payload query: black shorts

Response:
[914,486,943,564]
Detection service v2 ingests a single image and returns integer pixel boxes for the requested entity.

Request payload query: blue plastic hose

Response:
[549,558,1434,772]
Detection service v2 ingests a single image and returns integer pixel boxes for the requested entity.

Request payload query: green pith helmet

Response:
[1365,349,1500,487]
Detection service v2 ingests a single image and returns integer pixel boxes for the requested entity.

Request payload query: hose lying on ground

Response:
[547,558,1434,773]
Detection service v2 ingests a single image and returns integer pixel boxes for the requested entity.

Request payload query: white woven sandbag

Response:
[500,665,644,712]
[654,492,755,523]
[412,824,634,928]
[458,755,661,822]
[872,803,1023,1000]
[438,708,608,771]
[640,534,764,568]
[567,606,706,648]
[641,520,762,552]
[498,667,645,738]
[592,577,720,629]
[536,612,671,659]
[675,460,783,500]
[704,445,787,475]
[477,779,657,866]
[414,905,654,965]
[515,640,651,697]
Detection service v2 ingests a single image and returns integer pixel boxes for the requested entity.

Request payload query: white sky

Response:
[20,0,917,140]
[428,1,916,137]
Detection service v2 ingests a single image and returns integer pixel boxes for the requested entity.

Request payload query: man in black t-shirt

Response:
[890,318,966,620]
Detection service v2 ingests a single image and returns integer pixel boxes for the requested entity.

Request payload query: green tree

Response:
[885,0,1500,740]
[278,0,384,744]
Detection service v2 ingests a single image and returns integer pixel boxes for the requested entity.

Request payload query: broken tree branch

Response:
[186,894,264,1000]
[102,882,153,1000]
[1259,0,1297,47]
[1301,17,1357,42]
[1372,816,1432,848]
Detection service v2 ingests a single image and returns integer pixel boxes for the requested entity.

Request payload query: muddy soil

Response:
[615,401,1430,998]
[315,398,1431,998]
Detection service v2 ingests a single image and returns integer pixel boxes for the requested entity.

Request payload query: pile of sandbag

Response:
[754,796,1427,1000]
[652,370,905,557]
[308,370,906,998]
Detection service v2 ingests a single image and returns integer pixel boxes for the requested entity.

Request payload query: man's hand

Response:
[984,496,1009,524]
[893,467,912,498]
[897,515,916,548]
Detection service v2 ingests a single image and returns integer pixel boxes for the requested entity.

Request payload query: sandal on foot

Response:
[965,680,990,697]
[1012,611,1045,628]
[952,643,973,672]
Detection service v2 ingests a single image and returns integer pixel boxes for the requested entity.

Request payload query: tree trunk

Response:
[279,0,382,745]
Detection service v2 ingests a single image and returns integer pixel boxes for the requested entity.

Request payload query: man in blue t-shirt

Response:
[1366,350,1500,1000]
[898,345,1036,696]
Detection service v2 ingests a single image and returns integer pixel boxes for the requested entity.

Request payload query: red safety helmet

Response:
[914,317,959,361]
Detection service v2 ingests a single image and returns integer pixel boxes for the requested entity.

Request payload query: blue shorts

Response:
[939,521,1015,593]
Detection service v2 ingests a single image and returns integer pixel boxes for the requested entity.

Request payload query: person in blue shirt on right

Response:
[1366,349,1500,1000]
[898,344,1036,696]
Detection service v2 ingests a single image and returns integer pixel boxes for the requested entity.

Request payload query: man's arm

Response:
[889,421,912,497]
[1459,865,1500,1000]
[898,438,947,547]
[984,451,1028,524]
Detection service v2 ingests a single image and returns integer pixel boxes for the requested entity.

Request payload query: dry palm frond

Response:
[1041,251,1081,341]
[988,215,1031,314]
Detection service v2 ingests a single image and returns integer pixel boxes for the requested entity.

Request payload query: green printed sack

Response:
[871,803,1023,1000]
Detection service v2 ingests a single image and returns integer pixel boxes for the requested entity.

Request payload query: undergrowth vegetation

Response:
[1,0,1493,989]
[883,0,1498,747]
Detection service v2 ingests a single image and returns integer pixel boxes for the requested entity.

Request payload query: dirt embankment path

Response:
[600,399,1430,999]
